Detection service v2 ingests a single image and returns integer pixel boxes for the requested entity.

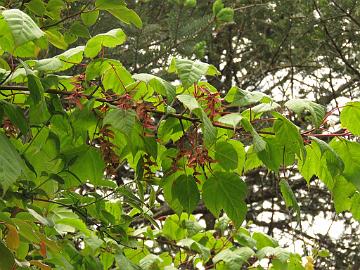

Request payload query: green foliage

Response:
[340,101,360,135]
[285,99,326,127]
[0,1,359,269]
[203,172,247,227]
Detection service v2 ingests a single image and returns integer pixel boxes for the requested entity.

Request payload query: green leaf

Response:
[217,113,242,129]
[70,21,90,38]
[225,86,272,107]
[0,100,28,134]
[215,141,238,171]
[228,140,246,174]
[1,9,44,46]
[85,29,126,58]
[103,108,137,137]
[24,67,44,103]
[26,0,46,16]
[132,73,176,103]
[172,175,200,214]
[56,218,90,236]
[257,247,290,262]
[279,179,301,223]
[56,46,85,71]
[177,94,200,111]
[253,232,278,250]
[169,58,219,89]
[202,172,247,227]
[0,133,26,194]
[45,29,68,50]
[213,247,254,269]
[162,214,187,241]
[273,112,305,159]
[101,60,133,93]
[95,1,142,28]
[81,10,99,26]
[298,141,339,189]
[285,99,325,127]
[351,193,360,221]
[30,57,63,72]
[310,136,344,178]
[251,102,280,115]
[240,118,267,153]
[256,137,282,171]
[177,94,217,146]
[330,139,360,191]
[115,253,142,270]
[107,6,143,29]
[27,208,52,226]
[0,240,15,270]
[177,238,210,260]
[139,254,163,270]
[332,176,356,213]
[101,253,115,270]
[95,0,126,9]
[68,146,105,184]
[298,144,318,184]
[340,101,360,135]
[163,173,184,215]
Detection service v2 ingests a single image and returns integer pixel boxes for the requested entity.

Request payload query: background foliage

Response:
[0,0,360,269]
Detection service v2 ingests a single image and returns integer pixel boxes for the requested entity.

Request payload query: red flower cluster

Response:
[172,129,216,181]
[113,93,133,110]
[97,125,119,175]
[193,84,223,120]
[136,103,156,137]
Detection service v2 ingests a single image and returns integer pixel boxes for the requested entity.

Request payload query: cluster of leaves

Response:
[0,0,359,269]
